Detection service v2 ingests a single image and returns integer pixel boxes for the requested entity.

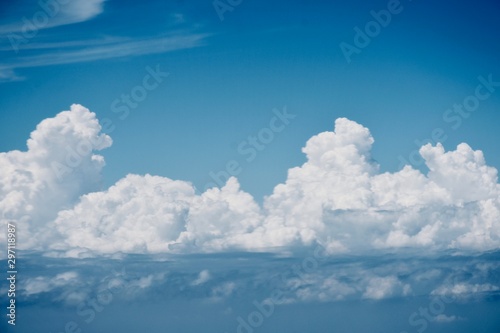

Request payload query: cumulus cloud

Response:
[175,177,263,252]
[50,173,263,255]
[52,174,193,254]
[211,282,236,300]
[1,105,500,255]
[291,275,356,302]
[0,104,111,250]
[23,271,79,296]
[362,276,405,300]
[259,118,500,253]
[192,270,211,286]
[432,283,500,298]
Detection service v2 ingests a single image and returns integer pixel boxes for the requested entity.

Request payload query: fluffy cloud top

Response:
[0,104,111,249]
[1,105,499,255]
[259,118,500,253]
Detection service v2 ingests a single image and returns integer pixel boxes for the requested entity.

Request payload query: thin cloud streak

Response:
[0,32,210,82]
[0,35,130,52]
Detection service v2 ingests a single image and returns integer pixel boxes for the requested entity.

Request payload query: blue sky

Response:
[1,1,500,333]
[1,0,500,200]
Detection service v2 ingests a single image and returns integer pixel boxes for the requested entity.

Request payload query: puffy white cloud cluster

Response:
[1,105,499,255]
[51,173,263,255]
[286,272,410,302]
[0,104,111,249]
[23,271,80,296]
[260,118,500,253]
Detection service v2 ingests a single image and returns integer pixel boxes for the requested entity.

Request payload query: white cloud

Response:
[0,104,111,250]
[260,118,500,253]
[413,269,442,282]
[362,276,401,300]
[5,33,208,69]
[433,314,462,323]
[1,106,500,255]
[192,270,211,286]
[0,1,208,83]
[60,0,106,25]
[51,173,263,255]
[432,283,499,297]
[0,33,208,83]
[211,282,237,300]
[22,271,79,296]
[23,277,52,296]
[175,177,264,252]
[52,173,194,254]
[420,143,499,203]
[294,276,357,302]
[0,0,106,34]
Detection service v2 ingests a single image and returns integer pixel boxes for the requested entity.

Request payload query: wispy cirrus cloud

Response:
[0,0,106,34]
[0,1,211,82]
[0,35,130,52]
[0,32,210,82]
[2,32,208,69]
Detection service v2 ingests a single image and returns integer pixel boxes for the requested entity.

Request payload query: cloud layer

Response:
[1,104,499,256]
[9,251,500,305]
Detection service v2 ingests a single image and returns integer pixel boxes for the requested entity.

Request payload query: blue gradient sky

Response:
[1,0,500,201]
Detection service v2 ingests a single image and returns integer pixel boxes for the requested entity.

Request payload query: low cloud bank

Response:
[1,104,499,255]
